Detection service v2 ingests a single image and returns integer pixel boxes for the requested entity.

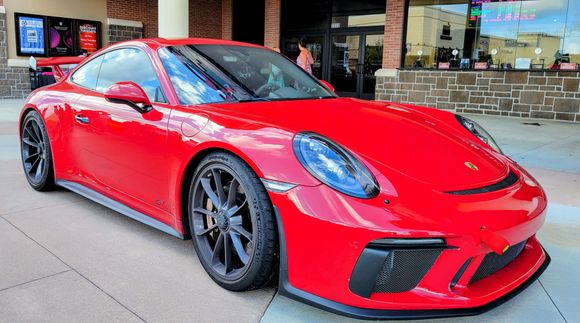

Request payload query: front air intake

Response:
[372,249,442,293]
[446,171,519,195]
[469,240,527,284]
[349,239,445,298]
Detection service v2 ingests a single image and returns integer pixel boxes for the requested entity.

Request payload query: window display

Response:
[404,0,580,70]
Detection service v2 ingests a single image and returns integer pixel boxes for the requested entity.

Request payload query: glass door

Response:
[329,34,360,97]
[361,33,384,100]
[328,32,383,99]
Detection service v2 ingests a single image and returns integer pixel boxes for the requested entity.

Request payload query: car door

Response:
[71,47,174,222]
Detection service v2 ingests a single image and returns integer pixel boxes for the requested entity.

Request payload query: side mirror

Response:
[319,79,335,92]
[104,81,152,113]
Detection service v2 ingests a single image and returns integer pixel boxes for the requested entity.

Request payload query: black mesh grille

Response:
[373,249,442,293]
[469,240,527,284]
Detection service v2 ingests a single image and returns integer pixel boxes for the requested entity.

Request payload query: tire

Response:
[20,110,55,191]
[188,151,277,291]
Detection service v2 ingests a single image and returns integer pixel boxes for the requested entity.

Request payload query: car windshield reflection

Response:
[159,44,336,105]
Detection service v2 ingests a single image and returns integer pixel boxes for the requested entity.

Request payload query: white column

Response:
[158,0,189,38]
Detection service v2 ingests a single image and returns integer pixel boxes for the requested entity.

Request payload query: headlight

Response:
[293,132,379,198]
[456,115,503,154]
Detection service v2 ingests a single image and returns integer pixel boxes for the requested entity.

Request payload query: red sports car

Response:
[20,38,549,319]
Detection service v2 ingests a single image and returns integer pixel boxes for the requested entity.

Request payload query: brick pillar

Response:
[264,0,281,49]
[0,6,31,99]
[222,0,232,40]
[382,0,405,69]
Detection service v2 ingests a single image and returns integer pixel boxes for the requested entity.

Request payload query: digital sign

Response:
[15,13,46,56]
[15,13,102,57]
[76,20,101,54]
[469,0,537,28]
[48,17,74,56]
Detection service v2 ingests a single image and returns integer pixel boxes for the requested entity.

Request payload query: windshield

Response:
[159,44,335,105]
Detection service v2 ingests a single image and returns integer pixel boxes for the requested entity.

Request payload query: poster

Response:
[15,14,46,56]
[48,17,74,56]
[76,20,100,54]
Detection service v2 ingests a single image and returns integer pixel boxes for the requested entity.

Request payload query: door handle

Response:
[75,115,90,124]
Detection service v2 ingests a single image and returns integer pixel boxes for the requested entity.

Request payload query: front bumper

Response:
[269,165,549,319]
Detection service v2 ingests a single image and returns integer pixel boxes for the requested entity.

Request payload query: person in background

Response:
[296,39,314,74]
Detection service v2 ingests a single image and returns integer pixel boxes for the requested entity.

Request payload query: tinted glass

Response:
[70,55,103,89]
[158,47,236,105]
[405,0,580,69]
[193,45,334,100]
[96,48,165,102]
[283,0,329,31]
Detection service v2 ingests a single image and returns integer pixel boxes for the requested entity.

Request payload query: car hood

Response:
[207,98,509,190]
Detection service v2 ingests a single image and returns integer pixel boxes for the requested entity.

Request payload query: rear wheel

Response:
[188,152,277,291]
[20,111,55,191]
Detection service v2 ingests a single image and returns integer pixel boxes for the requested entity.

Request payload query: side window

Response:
[158,47,232,105]
[96,48,166,103]
[70,55,103,90]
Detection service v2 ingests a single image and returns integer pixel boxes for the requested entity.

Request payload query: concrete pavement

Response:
[0,99,579,323]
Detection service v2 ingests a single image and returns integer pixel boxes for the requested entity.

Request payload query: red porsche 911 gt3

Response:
[19,38,549,319]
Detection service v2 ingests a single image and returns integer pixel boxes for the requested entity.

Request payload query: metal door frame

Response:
[326,28,383,99]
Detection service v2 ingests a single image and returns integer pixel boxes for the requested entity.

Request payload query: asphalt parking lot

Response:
[1,99,579,323]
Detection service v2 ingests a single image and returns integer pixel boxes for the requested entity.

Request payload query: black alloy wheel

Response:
[20,111,55,191]
[189,152,277,291]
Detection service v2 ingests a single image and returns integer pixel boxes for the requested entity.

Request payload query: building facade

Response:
[1,0,579,122]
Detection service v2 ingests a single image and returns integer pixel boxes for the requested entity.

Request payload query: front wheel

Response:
[20,110,55,191]
[188,152,277,291]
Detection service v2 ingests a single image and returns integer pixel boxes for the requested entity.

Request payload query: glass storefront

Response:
[281,0,385,99]
[404,0,580,70]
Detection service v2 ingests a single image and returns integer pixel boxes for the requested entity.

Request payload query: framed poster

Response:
[47,16,75,56]
[15,13,47,56]
[75,20,101,54]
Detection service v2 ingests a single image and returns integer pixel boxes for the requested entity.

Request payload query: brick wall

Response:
[221,0,232,40]
[375,70,580,122]
[107,0,222,41]
[382,0,404,69]
[0,9,30,99]
[107,0,157,38]
[189,0,222,39]
[108,24,144,43]
[264,0,281,48]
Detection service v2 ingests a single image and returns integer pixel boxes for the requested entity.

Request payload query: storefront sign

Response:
[48,17,74,56]
[15,13,46,56]
[438,62,450,70]
[76,20,101,54]
[474,62,488,70]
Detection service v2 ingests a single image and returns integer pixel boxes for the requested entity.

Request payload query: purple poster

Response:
[48,17,74,56]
